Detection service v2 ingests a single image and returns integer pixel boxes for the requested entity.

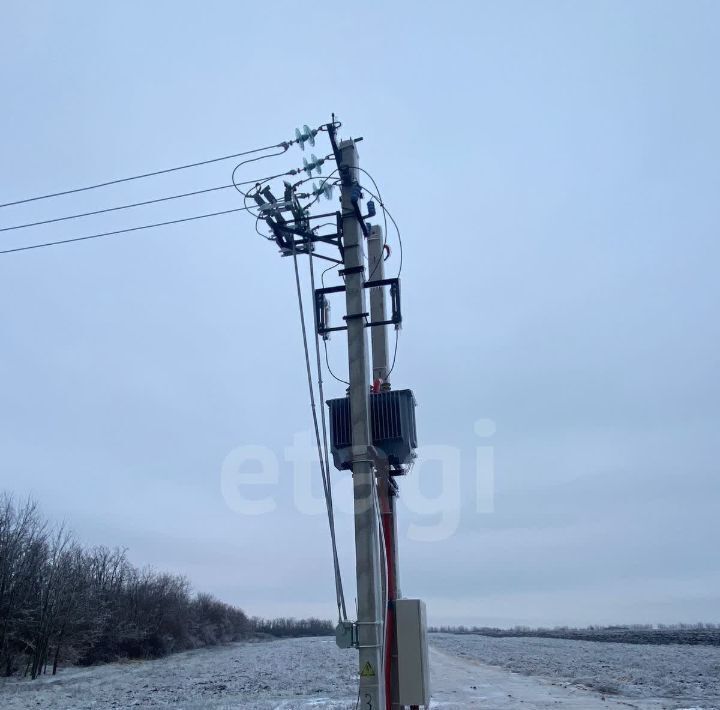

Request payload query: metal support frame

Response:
[314,278,402,336]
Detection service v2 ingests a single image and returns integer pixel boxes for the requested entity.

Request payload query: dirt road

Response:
[429,646,665,709]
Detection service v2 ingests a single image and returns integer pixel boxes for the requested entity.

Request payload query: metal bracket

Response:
[339,265,365,277]
[314,278,402,337]
[343,312,369,322]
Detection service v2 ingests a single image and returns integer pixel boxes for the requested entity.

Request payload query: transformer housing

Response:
[327,389,417,471]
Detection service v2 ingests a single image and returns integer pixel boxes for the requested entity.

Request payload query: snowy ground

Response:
[431,633,720,709]
[0,635,718,709]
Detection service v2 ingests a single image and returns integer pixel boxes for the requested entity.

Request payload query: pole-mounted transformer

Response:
[253,118,430,709]
[326,389,417,473]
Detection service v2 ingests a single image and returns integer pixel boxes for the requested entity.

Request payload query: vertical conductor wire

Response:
[291,238,348,622]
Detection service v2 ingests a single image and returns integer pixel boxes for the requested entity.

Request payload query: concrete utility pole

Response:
[254,119,427,708]
[368,224,391,386]
[339,139,386,710]
[368,224,402,707]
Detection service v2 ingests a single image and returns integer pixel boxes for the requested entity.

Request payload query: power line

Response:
[358,181,403,279]
[230,146,296,198]
[0,205,256,255]
[308,249,348,622]
[323,339,349,386]
[351,174,403,377]
[349,167,387,280]
[290,241,347,622]
[386,329,400,379]
[0,142,291,209]
[0,171,295,234]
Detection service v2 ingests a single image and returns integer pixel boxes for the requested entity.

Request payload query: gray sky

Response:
[1,1,718,627]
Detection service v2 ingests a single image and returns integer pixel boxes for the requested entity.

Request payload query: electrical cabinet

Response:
[395,598,430,706]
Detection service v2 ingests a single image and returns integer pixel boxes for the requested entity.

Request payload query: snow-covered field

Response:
[0,635,718,709]
[0,638,357,710]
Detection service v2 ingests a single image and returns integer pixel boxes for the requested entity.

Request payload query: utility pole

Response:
[368,224,402,708]
[338,139,386,710]
[257,120,427,707]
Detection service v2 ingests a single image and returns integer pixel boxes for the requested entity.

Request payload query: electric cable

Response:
[355,183,402,380]
[230,145,293,198]
[0,142,291,209]
[308,250,348,621]
[345,172,404,378]
[323,339,349,386]
[0,205,257,255]
[254,215,271,242]
[290,240,348,622]
[378,479,396,708]
[385,330,400,379]
[0,171,294,235]
[320,260,341,288]
[374,485,388,655]
[312,223,337,236]
[352,171,403,281]
[378,200,403,279]
[343,166,387,280]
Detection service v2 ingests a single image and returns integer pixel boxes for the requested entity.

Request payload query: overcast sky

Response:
[1,1,718,627]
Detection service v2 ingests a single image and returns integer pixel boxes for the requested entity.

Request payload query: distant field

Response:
[431,626,720,646]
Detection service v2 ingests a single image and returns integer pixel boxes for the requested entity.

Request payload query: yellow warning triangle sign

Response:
[360,661,376,677]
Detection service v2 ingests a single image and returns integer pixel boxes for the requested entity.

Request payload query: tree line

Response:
[251,617,334,638]
[0,495,331,678]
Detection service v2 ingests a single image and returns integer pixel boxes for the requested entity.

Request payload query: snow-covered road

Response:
[429,647,664,709]
[0,636,714,709]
